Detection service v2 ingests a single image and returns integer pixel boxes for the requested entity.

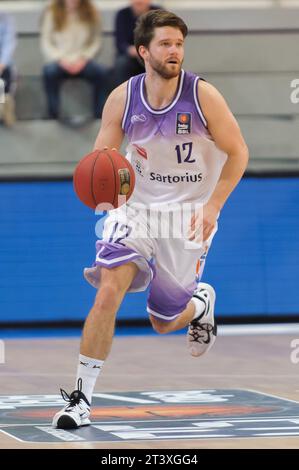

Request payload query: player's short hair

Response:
[134,10,188,62]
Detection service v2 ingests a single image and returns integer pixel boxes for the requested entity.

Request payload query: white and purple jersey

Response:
[122,69,227,207]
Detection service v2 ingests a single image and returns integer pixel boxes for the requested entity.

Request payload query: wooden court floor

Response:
[0,328,299,449]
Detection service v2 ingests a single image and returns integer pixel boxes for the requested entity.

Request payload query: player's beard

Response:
[148,55,182,79]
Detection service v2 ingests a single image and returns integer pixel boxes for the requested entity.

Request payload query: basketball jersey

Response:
[122,70,227,207]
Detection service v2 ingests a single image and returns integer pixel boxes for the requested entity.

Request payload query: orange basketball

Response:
[73,149,135,209]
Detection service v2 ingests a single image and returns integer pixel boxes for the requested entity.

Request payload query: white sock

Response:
[76,354,104,404]
[191,296,206,320]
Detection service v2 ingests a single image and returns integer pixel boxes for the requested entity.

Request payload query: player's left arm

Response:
[190,80,249,242]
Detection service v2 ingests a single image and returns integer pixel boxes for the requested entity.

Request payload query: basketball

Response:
[73,149,135,209]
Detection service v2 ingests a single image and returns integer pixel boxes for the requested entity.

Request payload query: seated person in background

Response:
[114,0,160,87]
[41,0,105,120]
[0,13,17,127]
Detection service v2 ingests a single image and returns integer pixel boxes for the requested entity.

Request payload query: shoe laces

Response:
[60,378,89,410]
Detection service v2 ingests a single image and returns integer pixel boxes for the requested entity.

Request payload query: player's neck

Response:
[144,72,181,110]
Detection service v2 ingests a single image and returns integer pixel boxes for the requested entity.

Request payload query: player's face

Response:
[145,27,184,79]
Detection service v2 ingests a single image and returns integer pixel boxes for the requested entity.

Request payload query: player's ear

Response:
[138,45,147,61]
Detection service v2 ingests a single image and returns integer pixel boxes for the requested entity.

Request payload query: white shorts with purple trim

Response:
[84,204,217,322]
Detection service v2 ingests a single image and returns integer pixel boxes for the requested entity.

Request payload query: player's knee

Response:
[94,283,125,312]
[93,264,137,313]
[150,316,170,334]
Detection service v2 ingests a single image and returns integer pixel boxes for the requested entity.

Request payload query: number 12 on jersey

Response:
[175,142,195,164]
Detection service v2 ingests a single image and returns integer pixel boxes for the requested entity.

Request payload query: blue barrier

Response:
[0,178,298,322]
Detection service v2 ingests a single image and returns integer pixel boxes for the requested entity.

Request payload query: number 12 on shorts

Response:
[108,222,132,244]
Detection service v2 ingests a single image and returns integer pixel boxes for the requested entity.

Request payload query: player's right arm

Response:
[93,82,127,151]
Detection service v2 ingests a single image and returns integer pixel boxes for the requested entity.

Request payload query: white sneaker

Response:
[52,378,91,429]
[187,282,217,357]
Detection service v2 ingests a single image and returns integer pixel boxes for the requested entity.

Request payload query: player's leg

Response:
[148,228,218,357]
[52,205,154,429]
[80,261,138,360]
[149,299,195,334]
[52,261,138,429]
[150,281,217,358]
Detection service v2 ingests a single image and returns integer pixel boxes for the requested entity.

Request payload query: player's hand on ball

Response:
[188,202,219,243]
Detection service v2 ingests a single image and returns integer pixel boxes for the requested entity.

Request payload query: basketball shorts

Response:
[84,204,218,322]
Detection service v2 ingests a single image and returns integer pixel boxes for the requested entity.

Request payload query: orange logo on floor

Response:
[16,404,275,420]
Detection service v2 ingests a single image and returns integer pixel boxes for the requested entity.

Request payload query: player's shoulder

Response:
[197,79,222,100]
[183,70,223,103]
[105,82,128,111]
[196,78,228,113]
[101,81,131,125]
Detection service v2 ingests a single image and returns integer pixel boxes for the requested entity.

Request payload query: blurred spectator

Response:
[114,0,160,87]
[41,0,105,120]
[0,13,17,127]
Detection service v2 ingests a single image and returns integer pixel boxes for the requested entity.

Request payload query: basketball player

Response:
[53,10,249,428]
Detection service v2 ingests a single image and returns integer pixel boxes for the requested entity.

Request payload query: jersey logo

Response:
[176,112,192,135]
[134,158,145,177]
[133,144,147,159]
[131,114,147,124]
